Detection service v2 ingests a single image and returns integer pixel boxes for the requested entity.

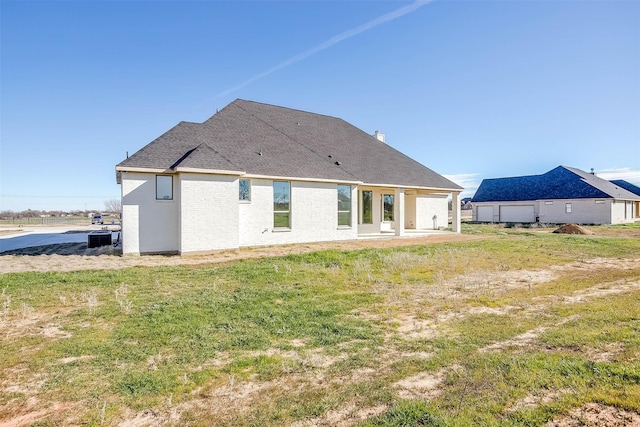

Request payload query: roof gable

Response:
[117,99,462,190]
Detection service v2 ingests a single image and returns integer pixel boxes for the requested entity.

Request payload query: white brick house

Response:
[472,166,640,225]
[116,100,463,255]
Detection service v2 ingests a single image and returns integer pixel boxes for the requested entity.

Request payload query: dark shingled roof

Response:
[610,180,640,197]
[117,99,462,190]
[472,166,640,202]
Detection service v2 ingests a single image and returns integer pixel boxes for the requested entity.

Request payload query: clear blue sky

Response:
[2,0,639,212]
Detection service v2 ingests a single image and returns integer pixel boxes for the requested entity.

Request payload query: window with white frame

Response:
[239,179,251,201]
[361,191,373,224]
[383,194,394,221]
[565,203,572,213]
[337,185,351,226]
[273,181,291,228]
[156,175,173,200]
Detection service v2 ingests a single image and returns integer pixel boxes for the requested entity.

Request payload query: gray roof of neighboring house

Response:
[610,180,640,197]
[472,166,640,202]
[117,99,462,190]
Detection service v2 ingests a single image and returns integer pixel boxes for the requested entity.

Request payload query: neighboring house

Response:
[471,166,640,225]
[611,180,640,220]
[461,197,473,210]
[116,99,463,255]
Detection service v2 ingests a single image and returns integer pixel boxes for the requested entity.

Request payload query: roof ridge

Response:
[234,99,344,121]
[170,144,200,169]
[170,142,240,170]
[199,141,241,169]
[232,101,361,182]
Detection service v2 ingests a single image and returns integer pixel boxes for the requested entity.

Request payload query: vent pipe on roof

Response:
[590,168,595,175]
[374,130,385,143]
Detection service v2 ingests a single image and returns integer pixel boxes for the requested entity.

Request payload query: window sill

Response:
[272,228,291,232]
[337,226,352,230]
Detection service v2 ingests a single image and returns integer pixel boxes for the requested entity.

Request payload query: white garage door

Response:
[499,205,535,223]
[477,206,494,222]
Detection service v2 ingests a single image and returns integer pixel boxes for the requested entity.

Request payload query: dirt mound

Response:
[553,224,595,235]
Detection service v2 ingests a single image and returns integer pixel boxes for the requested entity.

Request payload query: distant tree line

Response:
[0,199,122,220]
[0,209,89,220]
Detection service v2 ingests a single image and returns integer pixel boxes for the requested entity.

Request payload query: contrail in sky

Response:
[215,0,433,99]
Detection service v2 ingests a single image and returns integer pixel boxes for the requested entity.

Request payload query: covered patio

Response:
[356,185,462,238]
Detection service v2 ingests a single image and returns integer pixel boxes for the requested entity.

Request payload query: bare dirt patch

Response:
[559,257,640,271]
[480,315,579,353]
[561,280,640,304]
[58,355,95,365]
[118,407,180,427]
[584,342,626,363]
[0,234,484,274]
[0,402,74,427]
[545,403,640,426]
[508,389,571,412]
[393,369,448,400]
[291,403,388,427]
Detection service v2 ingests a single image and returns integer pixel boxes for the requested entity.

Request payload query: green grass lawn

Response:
[1,224,639,425]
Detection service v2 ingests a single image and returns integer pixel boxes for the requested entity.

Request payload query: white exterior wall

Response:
[179,173,239,253]
[121,171,462,255]
[611,200,635,224]
[121,172,180,255]
[539,199,610,224]
[121,204,139,255]
[474,198,636,225]
[239,179,357,246]
[414,194,448,229]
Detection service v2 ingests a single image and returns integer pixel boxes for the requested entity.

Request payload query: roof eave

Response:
[361,182,463,192]
[243,173,362,185]
[174,167,246,176]
[115,166,174,174]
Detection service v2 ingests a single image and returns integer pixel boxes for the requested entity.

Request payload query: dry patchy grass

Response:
[1,224,640,426]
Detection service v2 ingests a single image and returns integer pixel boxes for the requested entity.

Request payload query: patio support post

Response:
[451,191,461,233]
[395,188,405,236]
